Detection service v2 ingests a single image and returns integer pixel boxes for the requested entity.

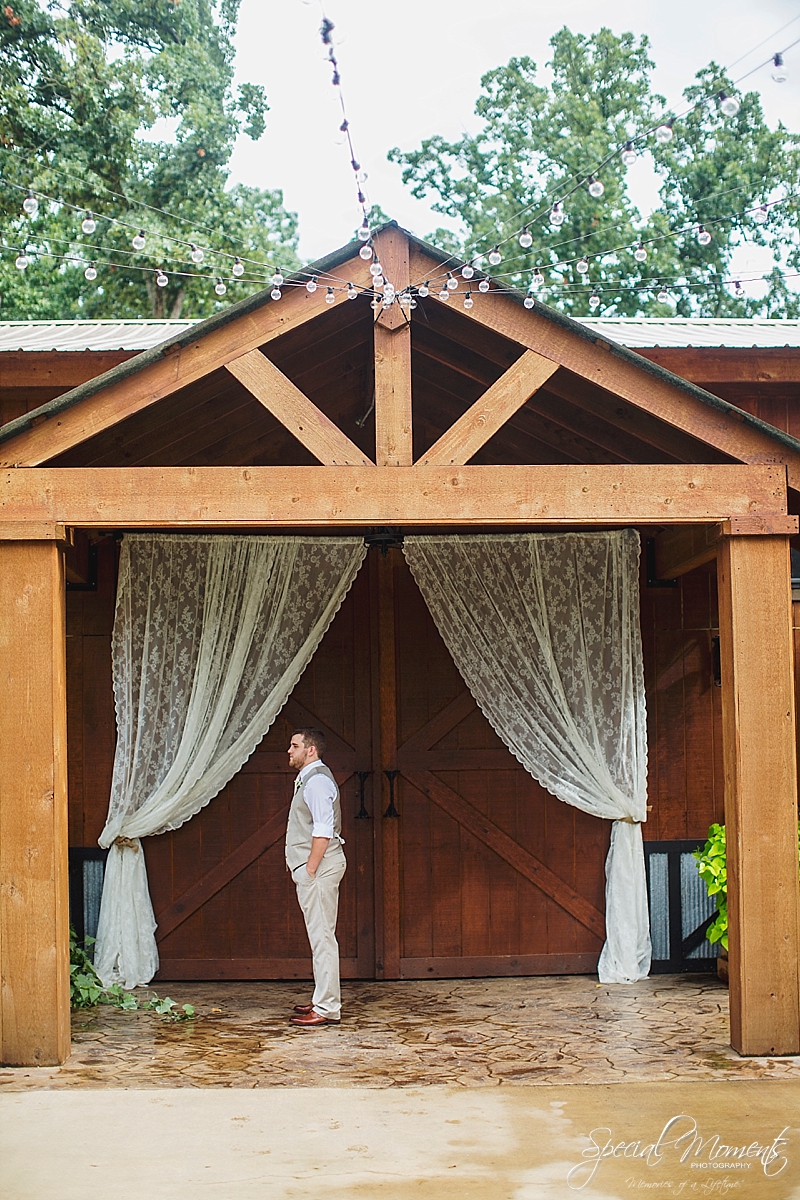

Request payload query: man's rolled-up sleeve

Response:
[303,776,337,837]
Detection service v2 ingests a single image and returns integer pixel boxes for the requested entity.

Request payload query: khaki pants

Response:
[292,850,347,1018]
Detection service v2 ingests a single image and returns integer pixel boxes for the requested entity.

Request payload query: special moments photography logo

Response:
[566,1114,791,1191]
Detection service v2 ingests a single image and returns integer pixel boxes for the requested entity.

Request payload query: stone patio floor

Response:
[3,973,800,1090]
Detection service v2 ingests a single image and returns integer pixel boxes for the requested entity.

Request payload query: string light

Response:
[772,53,788,83]
[488,246,502,266]
[734,279,746,296]
[657,284,670,303]
[306,275,318,293]
[189,244,204,264]
[359,242,373,260]
[696,224,712,246]
[718,92,740,117]
[753,204,769,224]
[655,119,674,145]
[132,230,146,251]
[438,283,450,301]
[549,203,565,228]
[621,141,637,167]
[84,262,97,281]
[478,278,491,293]
[232,257,244,277]
[461,263,475,279]
[464,291,474,309]
[156,269,169,288]
[633,242,648,262]
[372,273,384,287]
[446,272,459,290]
[523,289,535,309]
[576,256,590,275]
[369,259,382,277]
[214,279,227,296]
[532,267,545,289]
[518,226,533,248]
[271,286,282,301]
[325,286,335,304]
[81,213,96,235]
[347,281,358,299]
[587,177,605,199]
[588,289,601,309]
[271,269,284,287]
[418,282,430,297]
[15,252,29,270]
[320,16,371,238]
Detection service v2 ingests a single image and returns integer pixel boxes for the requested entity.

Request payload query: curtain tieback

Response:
[616,816,640,825]
[113,835,140,852]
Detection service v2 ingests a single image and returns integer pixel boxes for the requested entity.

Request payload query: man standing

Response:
[285,727,346,1027]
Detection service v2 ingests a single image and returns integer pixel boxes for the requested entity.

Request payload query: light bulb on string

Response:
[190,244,204,264]
[84,263,97,281]
[488,246,502,267]
[156,269,169,288]
[621,141,637,167]
[271,269,283,287]
[409,298,417,310]
[81,213,96,235]
[523,289,535,309]
[347,282,358,300]
[15,252,29,270]
[370,297,381,311]
[359,242,373,261]
[549,203,565,227]
[271,287,282,301]
[369,260,382,277]
[633,242,648,262]
[719,93,740,117]
[325,286,336,305]
[306,275,318,293]
[357,221,371,242]
[383,282,395,299]
[478,278,490,293]
[463,291,474,310]
[399,291,412,310]
[772,53,788,83]
[383,292,395,307]
[576,256,589,275]
[22,191,38,217]
[518,226,533,248]
[657,284,670,304]
[734,280,746,298]
[461,263,474,279]
[696,224,712,246]
[752,204,769,225]
[532,267,544,289]
[588,289,601,310]
[132,230,146,251]
[655,119,674,145]
[215,279,227,296]
[446,272,458,290]
[372,274,384,288]
[418,282,430,298]
[232,257,245,277]
[587,176,604,199]
[438,284,450,301]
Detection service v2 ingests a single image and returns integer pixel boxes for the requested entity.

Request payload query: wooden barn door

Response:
[149,561,376,981]
[379,548,609,979]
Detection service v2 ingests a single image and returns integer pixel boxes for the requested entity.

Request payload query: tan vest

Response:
[284,762,343,871]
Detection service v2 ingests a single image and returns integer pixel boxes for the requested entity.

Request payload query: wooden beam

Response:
[0,253,373,468]
[0,351,135,390]
[373,228,412,466]
[0,540,70,1066]
[418,350,558,465]
[636,347,800,385]
[409,246,800,487]
[225,349,373,466]
[404,768,605,940]
[0,464,788,528]
[716,535,800,1055]
[654,515,799,580]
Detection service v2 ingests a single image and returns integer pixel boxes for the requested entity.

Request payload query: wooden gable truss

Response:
[1,225,799,1066]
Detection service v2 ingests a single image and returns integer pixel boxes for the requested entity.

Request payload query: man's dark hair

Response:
[294,727,327,757]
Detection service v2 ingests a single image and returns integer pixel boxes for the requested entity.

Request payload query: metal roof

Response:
[1,316,799,353]
[0,319,199,352]
[579,318,800,349]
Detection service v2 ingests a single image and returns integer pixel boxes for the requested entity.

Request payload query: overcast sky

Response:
[227,1,800,271]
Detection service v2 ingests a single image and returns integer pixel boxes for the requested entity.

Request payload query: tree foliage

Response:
[389,28,800,317]
[0,0,299,318]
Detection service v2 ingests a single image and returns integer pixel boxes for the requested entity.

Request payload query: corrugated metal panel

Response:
[681,853,719,960]
[647,853,670,960]
[580,317,800,348]
[0,319,199,352]
[1,316,800,352]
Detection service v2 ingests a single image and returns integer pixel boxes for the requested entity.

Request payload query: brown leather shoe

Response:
[293,1003,314,1014]
[290,1011,340,1027]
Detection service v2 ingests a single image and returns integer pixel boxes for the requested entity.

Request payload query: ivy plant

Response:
[694,820,800,952]
[70,926,194,1020]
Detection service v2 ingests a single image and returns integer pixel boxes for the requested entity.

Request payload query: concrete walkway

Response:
[3,1081,799,1198]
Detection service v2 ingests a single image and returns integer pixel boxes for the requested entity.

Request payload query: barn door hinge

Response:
[383,770,400,818]
[355,770,372,819]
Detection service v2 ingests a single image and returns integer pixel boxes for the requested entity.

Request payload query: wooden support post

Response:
[374,550,401,978]
[0,535,70,1066]
[716,534,800,1055]
[373,228,412,466]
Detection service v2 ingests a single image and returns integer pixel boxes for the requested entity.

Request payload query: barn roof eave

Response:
[2,221,800,462]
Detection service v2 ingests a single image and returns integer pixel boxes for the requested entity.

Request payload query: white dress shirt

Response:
[297,759,338,838]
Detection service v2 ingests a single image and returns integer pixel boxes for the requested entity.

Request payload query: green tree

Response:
[0,0,300,319]
[389,28,799,317]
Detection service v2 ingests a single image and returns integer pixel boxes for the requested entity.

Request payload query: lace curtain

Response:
[94,534,367,989]
[403,531,650,983]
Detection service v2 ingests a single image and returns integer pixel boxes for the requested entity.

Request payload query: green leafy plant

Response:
[69,926,194,1020]
[694,821,800,952]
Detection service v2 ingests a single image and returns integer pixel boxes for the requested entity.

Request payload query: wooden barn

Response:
[2,224,800,1067]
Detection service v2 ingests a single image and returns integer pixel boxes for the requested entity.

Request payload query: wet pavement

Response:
[3,974,800,1090]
